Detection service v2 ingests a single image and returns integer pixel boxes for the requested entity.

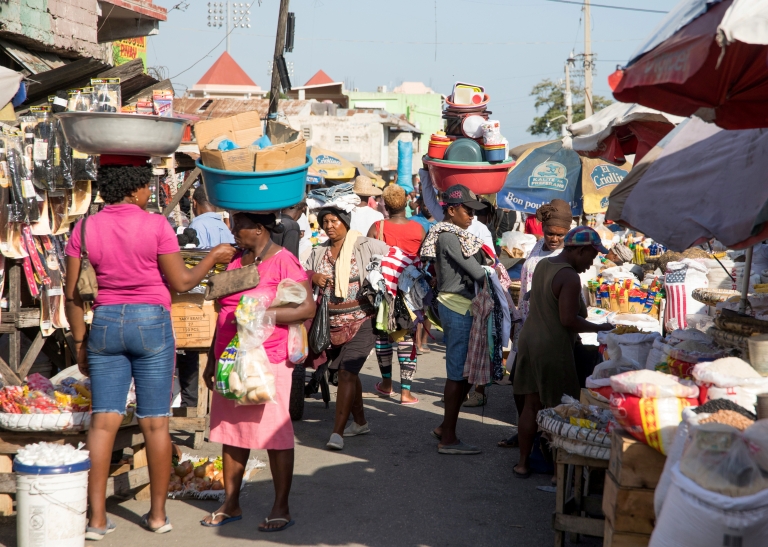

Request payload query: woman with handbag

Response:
[366,185,425,405]
[306,206,389,451]
[64,156,237,539]
[201,212,316,532]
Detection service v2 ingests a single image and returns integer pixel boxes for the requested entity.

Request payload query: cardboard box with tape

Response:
[171,291,218,349]
[195,111,263,172]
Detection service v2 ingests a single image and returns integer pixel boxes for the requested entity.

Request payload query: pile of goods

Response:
[0,373,93,431]
[424,82,514,195]
[537,395,617,460]
[180,249,227,286]
[169,456,224,494]
[15,441,89,466]
[587,276,663,318]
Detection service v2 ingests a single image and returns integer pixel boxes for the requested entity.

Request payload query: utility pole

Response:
[226,0,231,53]
[583,0,593,117]
[268,0,291,117]
[565,52,575,128]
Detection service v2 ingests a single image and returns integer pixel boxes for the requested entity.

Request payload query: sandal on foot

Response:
[498,434,519,448]
[401,396,419,405]
[438,441,481,455]
[513,467,532,479]
[140,514,173,534]
[200,512,242,527]
[85,518,116,541]
[374,382,394,397]
[430,430,442,441]
[258,517,295,533]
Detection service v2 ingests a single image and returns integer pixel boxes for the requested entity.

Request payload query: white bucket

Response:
[15,460,90,547]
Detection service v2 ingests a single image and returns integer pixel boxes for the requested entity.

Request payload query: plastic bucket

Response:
[427,141,449,159]
[483,148,506,162]
[197,155,312,211]
[14,459,90,547]
[748,334,768,376]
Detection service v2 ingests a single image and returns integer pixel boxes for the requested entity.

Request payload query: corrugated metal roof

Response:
[174,97,310,119]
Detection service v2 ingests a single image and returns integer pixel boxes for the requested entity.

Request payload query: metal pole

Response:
[268,0,291,117]
[226,0,231,53]
[739,245,753,314]
[584,0,593,117]
[565,60,573,127]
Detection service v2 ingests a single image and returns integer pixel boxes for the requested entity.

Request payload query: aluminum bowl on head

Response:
[56,112,188,156]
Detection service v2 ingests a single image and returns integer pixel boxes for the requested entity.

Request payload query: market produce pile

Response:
[587,276,663,317]
[169,456,224,493]
[0,373,90,414]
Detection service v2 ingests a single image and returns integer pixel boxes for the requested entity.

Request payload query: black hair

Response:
[97,165,153,204]
[177,228,200,247]
[241,212,285,234]
[192,185,209,205]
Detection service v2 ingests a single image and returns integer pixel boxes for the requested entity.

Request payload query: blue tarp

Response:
[497,141,584,216]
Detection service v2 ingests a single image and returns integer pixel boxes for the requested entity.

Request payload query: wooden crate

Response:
[604,520,650,547]
[602,471,656,535]
[609,429,666,489]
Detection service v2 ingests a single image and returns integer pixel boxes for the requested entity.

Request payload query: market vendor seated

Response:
[602,243,644,280]
[512,227,614,478]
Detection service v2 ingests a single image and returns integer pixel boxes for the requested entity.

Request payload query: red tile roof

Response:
[196,52,257,87]
[304,69,334,87]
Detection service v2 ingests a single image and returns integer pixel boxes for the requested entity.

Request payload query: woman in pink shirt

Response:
[64,156,236,539]
[201,212,315,532]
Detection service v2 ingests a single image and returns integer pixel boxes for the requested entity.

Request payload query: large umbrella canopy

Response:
[497,141,584,215]
[606,117,768,252]
[567,102,684,163]
[610,0,768,130]
[309,146,356,180]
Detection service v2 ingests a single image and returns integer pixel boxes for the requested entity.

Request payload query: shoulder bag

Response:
[75,216,98,303]
[308,280,331,354]
[204,240,270,301]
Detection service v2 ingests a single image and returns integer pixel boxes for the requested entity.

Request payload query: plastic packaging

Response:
[15,441,89,466]
[31,107,55,191]
[6,134,39,223]
[500,231,537,258]
[217,139,239,151]
[232,295,277,405]
[288,324,308,364]
[90,78,121,112]
[273,278,307,307]
[67,88,92,112]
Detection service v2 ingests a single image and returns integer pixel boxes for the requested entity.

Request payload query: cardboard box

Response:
[252,137,307,172]
[171,291,217,349]
[195,111,263,172]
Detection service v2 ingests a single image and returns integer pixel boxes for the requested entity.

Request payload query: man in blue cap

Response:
[512,226,614,478]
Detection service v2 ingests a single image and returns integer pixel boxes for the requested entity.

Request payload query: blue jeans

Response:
[438,302,473,382]
[87,305,175,418]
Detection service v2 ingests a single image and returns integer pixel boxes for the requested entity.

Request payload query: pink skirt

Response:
[209,359,294,450]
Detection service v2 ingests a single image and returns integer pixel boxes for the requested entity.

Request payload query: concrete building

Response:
[287,69,348,107]
[0,0,166,71]
[346,82,444,140]
[187,51,266,100]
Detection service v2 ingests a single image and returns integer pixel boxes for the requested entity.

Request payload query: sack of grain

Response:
[646,337,674,370]
[597,331,661,368]
[693,357,768,412]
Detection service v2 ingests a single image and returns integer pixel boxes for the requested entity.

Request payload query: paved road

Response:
[1,340,564,547]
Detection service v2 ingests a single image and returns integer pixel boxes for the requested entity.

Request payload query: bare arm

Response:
[270,279,316,324]
[64,256,89,374]
[366,221,379,239]
[554,268,612,333]
[157,244,236,293]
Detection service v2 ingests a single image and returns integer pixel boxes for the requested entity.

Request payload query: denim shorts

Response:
[438,302,473,382]
[87,305,175,418]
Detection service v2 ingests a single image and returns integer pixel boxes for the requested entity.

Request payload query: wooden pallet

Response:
[0,425,149,516]
[602,430,666,546]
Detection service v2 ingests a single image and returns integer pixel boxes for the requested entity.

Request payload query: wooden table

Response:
[0,424,149,516]
[552,449,609,547]
[169,351,211,449]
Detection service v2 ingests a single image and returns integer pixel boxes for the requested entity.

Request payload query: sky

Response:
[148,0,671,147]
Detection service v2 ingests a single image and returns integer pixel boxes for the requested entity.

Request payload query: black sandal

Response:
[513,466,531,479]
[497,434,519,448]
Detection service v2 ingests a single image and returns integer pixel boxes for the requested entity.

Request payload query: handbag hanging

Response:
[308,280,331,354]
[75,215,98,303]
[204,240,271,301]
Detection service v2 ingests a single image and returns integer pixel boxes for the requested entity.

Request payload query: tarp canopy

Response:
[606,117,768,251]
[567,102,683,163]
[309,146,356,180]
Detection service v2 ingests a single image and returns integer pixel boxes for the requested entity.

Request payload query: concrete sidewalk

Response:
[1,342,562,547]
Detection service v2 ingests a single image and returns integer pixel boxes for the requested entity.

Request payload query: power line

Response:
[544,0,669,14]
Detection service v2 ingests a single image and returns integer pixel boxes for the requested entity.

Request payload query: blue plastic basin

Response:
[197,155,313,211]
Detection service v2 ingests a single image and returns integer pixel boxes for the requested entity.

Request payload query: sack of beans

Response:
[610,370,699,455]
[693,357,768,412]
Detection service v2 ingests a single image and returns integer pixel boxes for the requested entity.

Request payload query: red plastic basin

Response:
[424,157,515,194]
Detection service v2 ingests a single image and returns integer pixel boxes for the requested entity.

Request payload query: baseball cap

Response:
[564,226,609,254]
[441,184,486,210]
